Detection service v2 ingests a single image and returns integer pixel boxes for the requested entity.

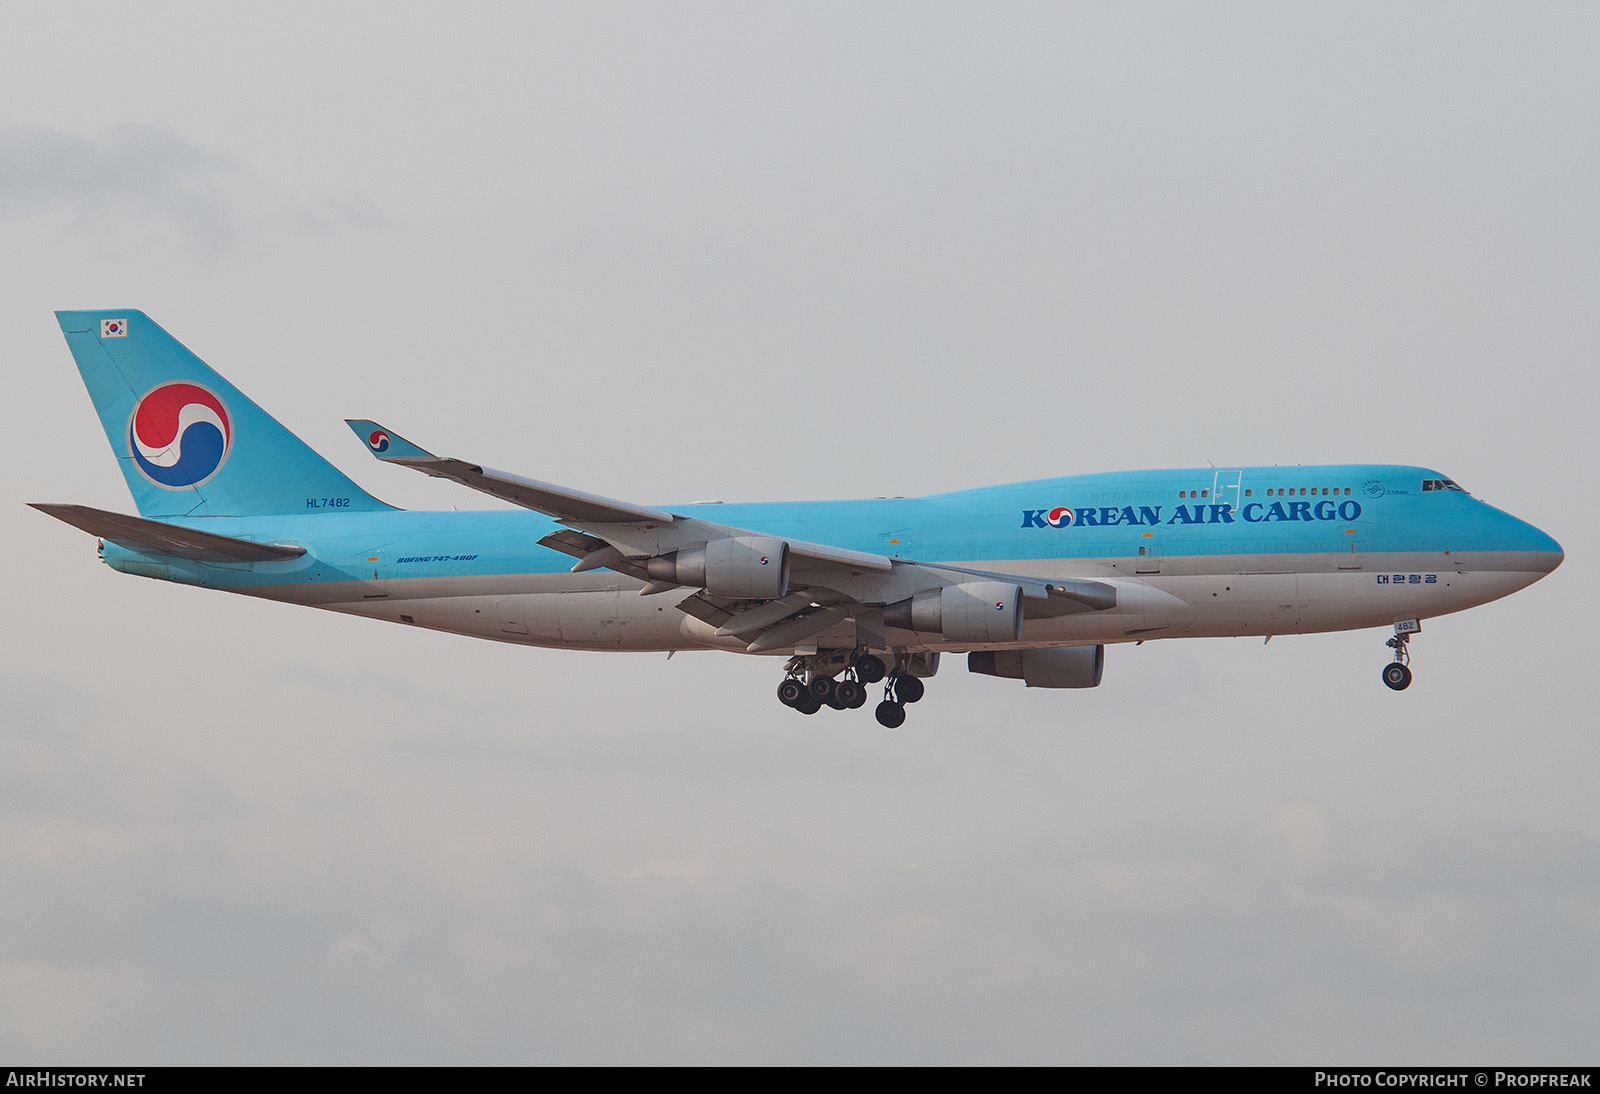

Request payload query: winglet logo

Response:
[128,383,233,488]
[368,430,390,453]
[100,318,127,338]
[1045,506,1074,527]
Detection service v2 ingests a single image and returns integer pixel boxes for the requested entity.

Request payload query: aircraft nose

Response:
[1534,528,1564,574]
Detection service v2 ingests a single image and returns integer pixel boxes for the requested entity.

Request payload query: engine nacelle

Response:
[884,581,1023,643]
[968,645,1104,688]
[647,536,790,599]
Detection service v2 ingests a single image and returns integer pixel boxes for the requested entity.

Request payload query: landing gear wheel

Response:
[1383,624,1416,692]
[777,679,806,707]
[835,679,866,709]
[894,675,925,704]
[855,654,887,684]
[796,693,823,715]
[808,676,836,703]
[875,701,906,729]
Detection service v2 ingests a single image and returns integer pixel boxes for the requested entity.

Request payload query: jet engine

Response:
[884,581,1023,643]
[967,645,1104,688]
[648,536,790,599]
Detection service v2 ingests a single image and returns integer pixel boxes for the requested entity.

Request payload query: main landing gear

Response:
[873,672,923,729]
[1382,621,1418,691]
[777,651,929,727]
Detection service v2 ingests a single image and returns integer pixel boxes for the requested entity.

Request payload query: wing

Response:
[347,420,1117,650]
[346,420,894,573]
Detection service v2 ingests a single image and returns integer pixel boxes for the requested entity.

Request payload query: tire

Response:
[855,655,887,684]
[875,701,906,729]
[834,679,865,709]
[894,675,925,704]
[808,676,836,702]
[1382,662,1412,691]
[777,678,806,707]
[796,693,823,715]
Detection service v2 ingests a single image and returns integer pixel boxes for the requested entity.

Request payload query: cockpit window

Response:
[1422,478,1465,492]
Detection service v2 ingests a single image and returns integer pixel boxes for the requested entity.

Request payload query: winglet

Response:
[346,420,440,464]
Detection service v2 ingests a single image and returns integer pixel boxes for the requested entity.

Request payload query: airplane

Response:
[33,310,1564,728]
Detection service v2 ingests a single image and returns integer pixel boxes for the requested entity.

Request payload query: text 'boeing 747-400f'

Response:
[33,311,1564,728]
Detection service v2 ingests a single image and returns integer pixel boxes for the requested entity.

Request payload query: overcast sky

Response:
[2,2,1596,1064]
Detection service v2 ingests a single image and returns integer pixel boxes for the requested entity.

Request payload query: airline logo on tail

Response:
[128,383,233,488]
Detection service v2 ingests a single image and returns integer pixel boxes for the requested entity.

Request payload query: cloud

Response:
[0,122,239,253]
[2,775,1596,1062]
[0,122,391,255]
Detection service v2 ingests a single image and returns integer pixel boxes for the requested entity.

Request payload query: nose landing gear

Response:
[1382,621,1419,691]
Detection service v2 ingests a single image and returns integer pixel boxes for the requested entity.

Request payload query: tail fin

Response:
[56,310,391,517]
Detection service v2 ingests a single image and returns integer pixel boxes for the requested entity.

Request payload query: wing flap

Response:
[534,531,654,583]
[789,542,894,573]
[918,561,1117,611]
[745,606,852,654]
[714,591,821,638]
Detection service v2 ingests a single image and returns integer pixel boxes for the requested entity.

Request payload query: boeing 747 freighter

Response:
[33,311,1563,727]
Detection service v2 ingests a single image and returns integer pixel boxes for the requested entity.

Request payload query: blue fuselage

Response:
[99,463,1561,655]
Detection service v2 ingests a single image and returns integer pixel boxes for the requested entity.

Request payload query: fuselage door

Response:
[1135,529,1160,573]
[1212,470,1243,517]
[1239,572,1301,632]
[496,596,530,635]
[1336,523,1364,570]
[358,548,387,598]
[879,530,914,559]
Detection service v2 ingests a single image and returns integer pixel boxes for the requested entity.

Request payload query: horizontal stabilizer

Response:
[30,503,305,562]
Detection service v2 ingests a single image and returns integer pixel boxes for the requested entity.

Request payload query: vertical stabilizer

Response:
[55,310,391,517]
